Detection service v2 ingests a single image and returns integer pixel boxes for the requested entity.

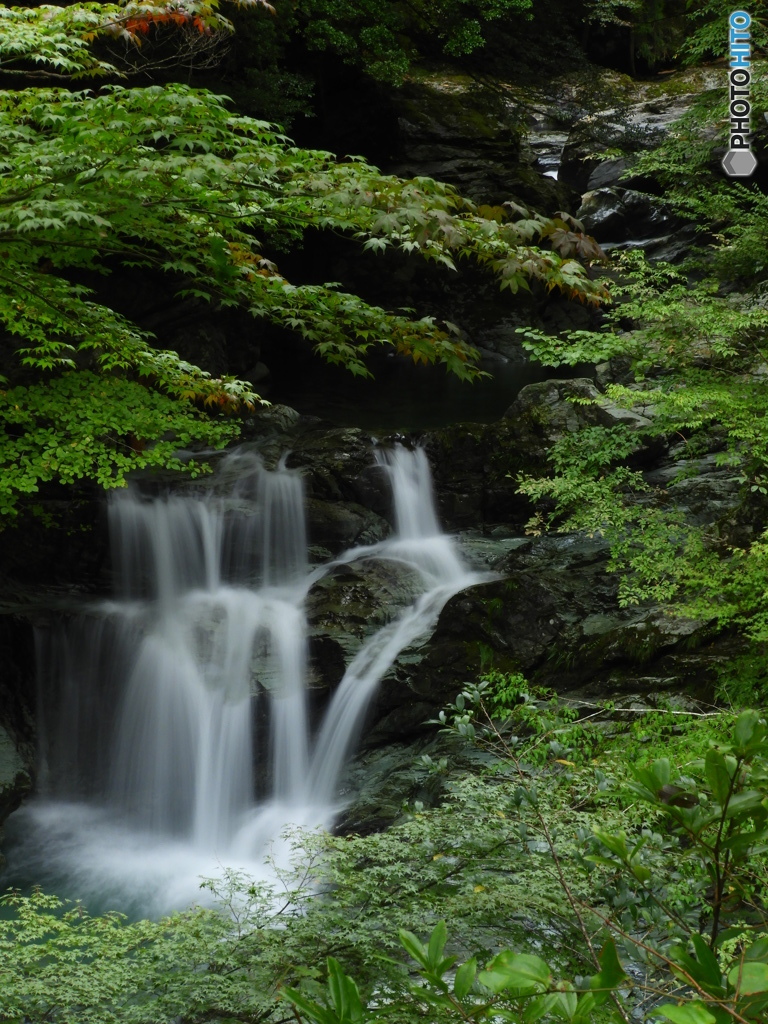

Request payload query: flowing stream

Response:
[4,446,480,915]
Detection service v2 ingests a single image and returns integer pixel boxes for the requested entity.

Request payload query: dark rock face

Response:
[306,498,389,556]
[389,73,571,211]
[558,72,718,193]
[577,188,678,243]
[551,66,722,271]
[286,428,390,513]
[363,531,725,747]
[307,557,426,689]
[423,419,531,529]
[0,614,36,865]
[502,378,659,462]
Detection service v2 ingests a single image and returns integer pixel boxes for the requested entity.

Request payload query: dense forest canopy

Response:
[1,0,768,636]
[3,0,768,648]
[0,0,612,519]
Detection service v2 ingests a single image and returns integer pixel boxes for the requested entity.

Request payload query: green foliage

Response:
[515,238,768,637]
[284,921,627,1024]
[4,700,768,1024]
[0,0,270,79]
[716,649,768,709]
[447,673,608,766]
[0,0,607,521]
[283,701,768,1024]
[581,711,768,1023]
[294,0,535,83]
[217,1,315,126]
[0,885,278,1024]
[626,67,768,280]
[679,0,768,65]
[0,372,240,517]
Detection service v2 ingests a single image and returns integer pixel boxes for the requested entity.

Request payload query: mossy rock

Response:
[306,498,389,554]
[390,72,544,207]
[307,557,426,666]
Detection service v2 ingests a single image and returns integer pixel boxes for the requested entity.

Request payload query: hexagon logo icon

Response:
[722,149,758,177]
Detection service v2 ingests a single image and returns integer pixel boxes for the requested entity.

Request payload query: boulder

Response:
[644,452,742,527]
[306,498,389,556]
[389,71,571,210]
[577,187,677,242]
[307,557,427,689]
[287,428,391,514]
[558,70,719,193]
[365,531,721,744]
[503,378,656,460]
[423,419,528,528]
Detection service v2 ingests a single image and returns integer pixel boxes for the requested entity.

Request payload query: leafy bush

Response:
[4,699,768,1024]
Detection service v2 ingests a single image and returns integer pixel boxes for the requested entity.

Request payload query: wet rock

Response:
[422,419,528,528]
[307,557,426,685]
[644,453,742,526]
[624,223,703,263]
[306,498,389,555]
[558,69,719,193]
[560,112,642,194]
[576,610,710,672]
[0,616,35,863]
[362,526,729,746]
[526,123,569,180]
[586,157,631,190]
[502,378,657,461]
[389,72,570,210]
[308,635,348,694]
[287,429,390,514]
[577,187,677,242]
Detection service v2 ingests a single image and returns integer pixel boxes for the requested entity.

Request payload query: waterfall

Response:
[307,447,477,803]
[4,446,481,914]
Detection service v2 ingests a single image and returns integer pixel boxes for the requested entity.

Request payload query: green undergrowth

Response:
[3,675,768,1023]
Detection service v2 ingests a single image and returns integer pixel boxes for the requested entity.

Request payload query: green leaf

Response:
[453,957,477,1000]
[657,1001,717,1024]
[589,937,626,1002]
[553,985,578,1020]
[690,934,725,991]
[723,790,766,819]
[592,829,629,860]
[398,928,428,969]
[427,920,447,970]
[734,711,763,753]
[479,952,552,994]
[705,749,733,805]
[572,991,599,1022]
[282,987,337,1024]
[524,993,560,1023]
[728,961,768,995]
[326,958,364,1022]
[745,938,768,961]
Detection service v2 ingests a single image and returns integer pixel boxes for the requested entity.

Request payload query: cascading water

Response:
[3,446,481,915]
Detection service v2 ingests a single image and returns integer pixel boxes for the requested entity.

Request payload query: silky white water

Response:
[4,446,480,915]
